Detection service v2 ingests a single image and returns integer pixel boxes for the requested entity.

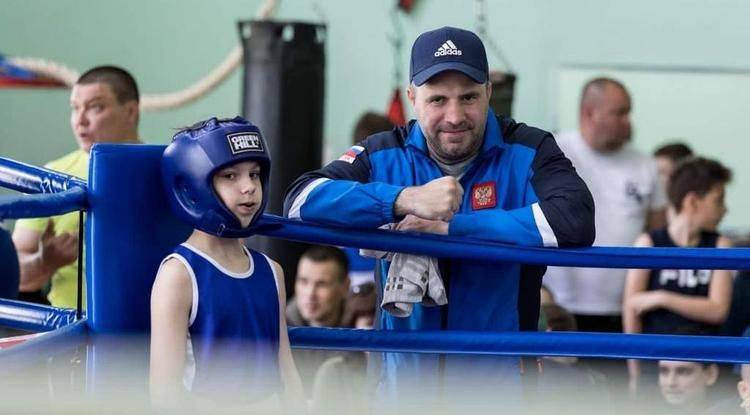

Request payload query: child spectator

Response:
[653,142,693,191]
[624,157,733,389]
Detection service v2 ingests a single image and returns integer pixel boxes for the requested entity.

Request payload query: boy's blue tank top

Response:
[168,243,281,402]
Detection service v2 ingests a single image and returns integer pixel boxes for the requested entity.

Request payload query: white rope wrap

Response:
[4,0,279,112]
[138,45,242,111]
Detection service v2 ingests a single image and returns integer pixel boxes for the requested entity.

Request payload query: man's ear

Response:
[407,84,416,106]
[683,191,700,213]
[485,81,492,100]
[126,101,139,124]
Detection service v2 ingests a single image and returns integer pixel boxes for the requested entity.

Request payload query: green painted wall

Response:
[2,0,749,227]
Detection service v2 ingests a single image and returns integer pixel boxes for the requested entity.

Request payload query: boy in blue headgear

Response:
[150,117,303,409]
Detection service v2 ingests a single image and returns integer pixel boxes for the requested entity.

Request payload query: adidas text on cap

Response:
[410,26,489,86]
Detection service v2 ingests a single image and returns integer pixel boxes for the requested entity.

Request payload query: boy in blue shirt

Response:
[150,117,303,409]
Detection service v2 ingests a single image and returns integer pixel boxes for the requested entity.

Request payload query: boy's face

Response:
[212,161,262,228]
[693,184,727,231]
[655,156,675,191]
[658,360,717,407]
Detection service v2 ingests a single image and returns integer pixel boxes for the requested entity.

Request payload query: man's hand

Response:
[396,214,449,235]
[394,176,463,221]
[40,221,79,270]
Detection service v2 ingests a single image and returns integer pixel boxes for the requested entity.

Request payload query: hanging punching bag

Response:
[238,20,326,297]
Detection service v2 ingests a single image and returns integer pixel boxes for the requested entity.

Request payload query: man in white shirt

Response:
[544,78,666,332]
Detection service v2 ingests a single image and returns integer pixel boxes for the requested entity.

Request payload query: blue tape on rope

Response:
[289,327,750,364]
[0,157,86,194]
[0,187,87,219]
[256,215,750,270]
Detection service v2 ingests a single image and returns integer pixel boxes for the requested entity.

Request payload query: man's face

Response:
[658,360,716,407]
[588,84,632,152]
[408,71,491,164]
[70,82,138,153]
[295,257,348,326]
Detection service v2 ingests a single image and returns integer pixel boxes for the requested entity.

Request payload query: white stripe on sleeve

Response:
[532,202,558,248]
[287,178,331,219]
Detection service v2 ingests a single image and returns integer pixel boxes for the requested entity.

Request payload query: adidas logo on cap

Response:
[434,40,462,57]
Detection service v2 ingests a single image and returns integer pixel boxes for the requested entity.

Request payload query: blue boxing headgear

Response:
[161,116,271,238]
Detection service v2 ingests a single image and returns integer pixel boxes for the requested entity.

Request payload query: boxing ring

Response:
[0,143,749,404]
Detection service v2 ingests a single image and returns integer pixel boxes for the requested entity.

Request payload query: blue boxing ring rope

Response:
[0,145,749,371]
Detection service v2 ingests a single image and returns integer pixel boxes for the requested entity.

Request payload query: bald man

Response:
[13,65,140,308]
[544,78,666,333]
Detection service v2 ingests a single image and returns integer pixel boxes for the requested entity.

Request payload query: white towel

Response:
[381,253,447,317]
[361,250,446,318]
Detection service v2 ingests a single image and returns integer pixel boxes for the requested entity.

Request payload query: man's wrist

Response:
[38,250,61,275]
[393,186,414,217]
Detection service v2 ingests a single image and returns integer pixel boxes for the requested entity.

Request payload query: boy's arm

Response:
[623,233,654,335]
[149,258,192,406]
[270,260,306,410]
[652,236,734,324]
[623,233,653,385]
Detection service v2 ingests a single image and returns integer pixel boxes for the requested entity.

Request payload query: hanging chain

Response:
[475,0,514,73]
[388,5,404,87]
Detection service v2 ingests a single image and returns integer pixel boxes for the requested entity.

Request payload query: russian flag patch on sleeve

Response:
[338,145,364,164]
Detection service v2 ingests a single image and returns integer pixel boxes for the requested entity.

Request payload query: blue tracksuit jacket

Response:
[284,113,594,333]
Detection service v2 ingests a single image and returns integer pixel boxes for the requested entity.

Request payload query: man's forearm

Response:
[18,251,56,292]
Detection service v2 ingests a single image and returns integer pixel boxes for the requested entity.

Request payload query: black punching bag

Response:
[238,21,326,297]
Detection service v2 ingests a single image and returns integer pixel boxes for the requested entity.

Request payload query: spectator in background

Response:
[545,77,667,333]
[309,281,376,414]
[534,302,610,413]
[658,360,720,413]
[287,245,351,328]
[721,272,750,337]
[12,66,140,307]
[345,112,395,290]
[352,112,396,145]
[540,284,555,306]
[654,142,693,192]
[0,224,19,300]
[738,356,750,414]
[286,245,356,397]
[342,282,377,329]
[624,157,733,391]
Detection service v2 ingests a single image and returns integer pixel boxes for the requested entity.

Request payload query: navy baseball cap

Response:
[410,26,488,86]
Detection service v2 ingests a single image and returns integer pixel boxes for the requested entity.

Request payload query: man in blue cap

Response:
[284,26,595,397]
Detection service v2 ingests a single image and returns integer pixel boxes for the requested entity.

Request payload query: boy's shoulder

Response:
[158,254,192,277]
[245,248,282,273]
